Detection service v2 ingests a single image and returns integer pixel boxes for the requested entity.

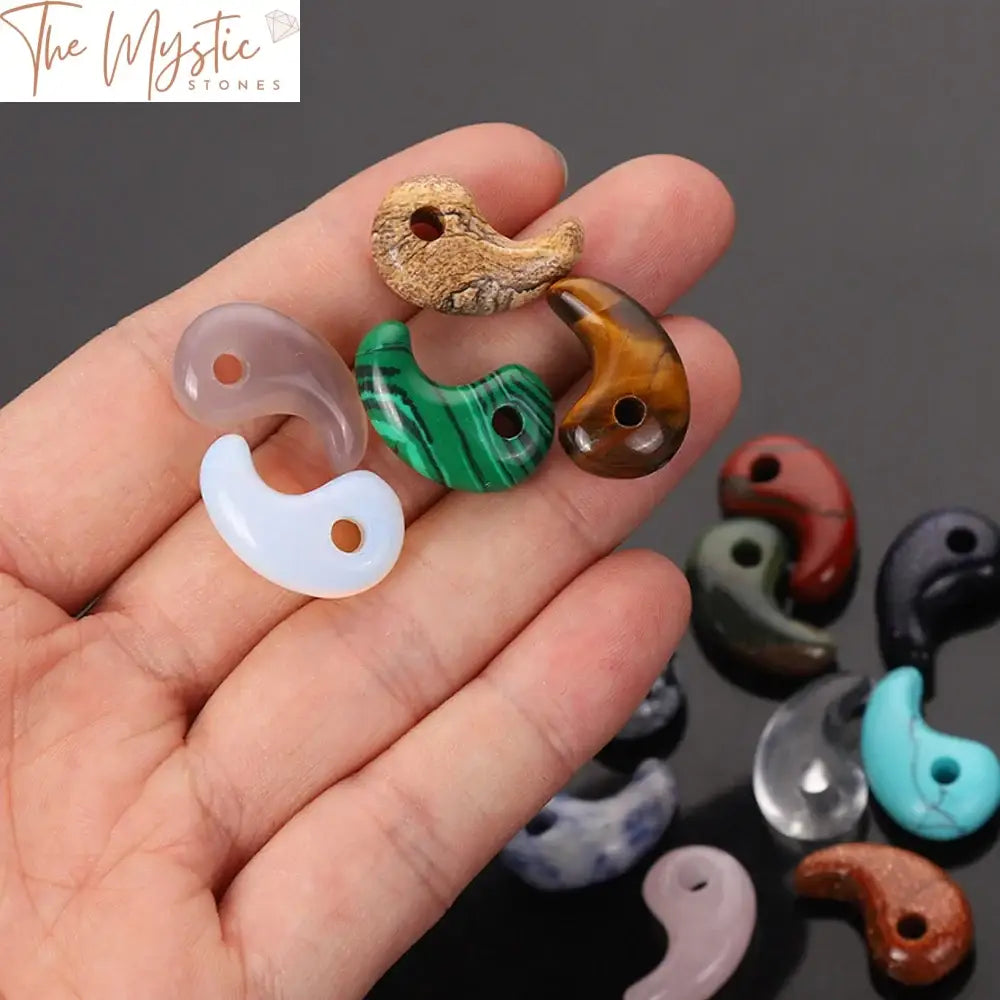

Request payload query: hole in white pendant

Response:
[331,520,363,553]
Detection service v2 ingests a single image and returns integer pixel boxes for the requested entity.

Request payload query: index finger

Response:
[0,123,568,611]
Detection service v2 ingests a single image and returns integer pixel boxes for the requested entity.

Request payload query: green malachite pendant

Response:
[355,321,555,492]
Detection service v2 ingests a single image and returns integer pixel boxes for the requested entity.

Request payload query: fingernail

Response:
[548,142,569,190]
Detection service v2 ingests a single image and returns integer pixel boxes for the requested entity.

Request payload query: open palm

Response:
[0,124,738,1000]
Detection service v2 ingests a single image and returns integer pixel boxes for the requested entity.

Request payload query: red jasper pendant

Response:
[718,434,857,605]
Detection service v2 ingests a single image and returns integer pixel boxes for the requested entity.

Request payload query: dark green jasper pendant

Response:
[355,321,555,492]
[686,518,837,677]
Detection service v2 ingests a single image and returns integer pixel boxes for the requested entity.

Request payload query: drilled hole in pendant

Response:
[750,454,780,482]
[409,206,445,241]
[897,914,927,940]
[947,527,976,554]
[613,395,646,428]
[213,353,245,385]
[677,859,710,892]
[331,519,363,553]
[731,539,763,568]
[931,756,961,785]
[525,811,556,836]
[492,405,524,439]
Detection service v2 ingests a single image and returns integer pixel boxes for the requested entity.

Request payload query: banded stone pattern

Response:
[355,321,555,493]
[547,276,690,479]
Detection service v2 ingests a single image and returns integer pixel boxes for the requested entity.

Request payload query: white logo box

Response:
[0,0,300,102]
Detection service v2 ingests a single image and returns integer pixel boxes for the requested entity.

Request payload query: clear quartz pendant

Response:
[753,672,872,842]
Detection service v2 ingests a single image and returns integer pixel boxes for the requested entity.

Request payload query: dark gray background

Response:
[2,1,999,997]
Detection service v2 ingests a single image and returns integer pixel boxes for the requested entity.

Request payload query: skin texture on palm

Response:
[0,124,738,1000]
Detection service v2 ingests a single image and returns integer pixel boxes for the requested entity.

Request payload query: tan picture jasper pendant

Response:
[370,174,583,315]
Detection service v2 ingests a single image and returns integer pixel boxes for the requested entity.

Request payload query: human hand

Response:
[0,124,738,999]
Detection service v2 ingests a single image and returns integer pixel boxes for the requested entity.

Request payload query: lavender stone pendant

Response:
[625,846,757,1000]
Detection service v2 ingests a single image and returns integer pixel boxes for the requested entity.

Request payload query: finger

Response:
[222,549,686,1000]
[167,314,737,886]
[0,123,566,611]
[98,155,734,709]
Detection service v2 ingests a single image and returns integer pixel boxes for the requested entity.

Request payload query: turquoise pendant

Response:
[861,666,1000,840]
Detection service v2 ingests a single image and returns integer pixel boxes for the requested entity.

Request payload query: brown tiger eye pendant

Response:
[546,277,690,479]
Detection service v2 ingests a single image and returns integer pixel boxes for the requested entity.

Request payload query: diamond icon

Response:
[265,9,299,42]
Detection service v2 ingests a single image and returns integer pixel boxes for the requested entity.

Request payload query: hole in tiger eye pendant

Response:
[613,394,647,428]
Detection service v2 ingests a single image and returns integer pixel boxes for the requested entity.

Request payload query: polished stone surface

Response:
[547,277,690,479]
[14,7,1000,996]
[719,434,857,605]
[861,667,1000,840]
[370,174,583,314]
[173,302,368,475]
[687,518,836,677]
[753,673,871,842]
[795,843,974,986]
[625,846,756,1000]
[199,435,405,598]
[501,759,677,891]
[875,507,1000,673]
[355,320,554,492]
